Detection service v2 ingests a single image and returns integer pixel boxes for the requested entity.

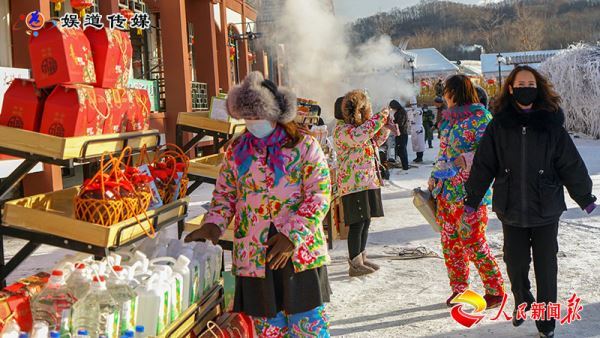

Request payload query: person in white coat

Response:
[408,96,426,163]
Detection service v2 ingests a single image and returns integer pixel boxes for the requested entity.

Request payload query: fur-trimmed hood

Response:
[341,90,372,126]
[227,71,297,123]
[494,104,565,131]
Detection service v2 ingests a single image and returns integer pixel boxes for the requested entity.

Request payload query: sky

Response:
[333,0,487,22]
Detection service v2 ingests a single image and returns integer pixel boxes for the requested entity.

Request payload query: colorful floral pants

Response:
[436,197,504,296]
[253,305,330,338]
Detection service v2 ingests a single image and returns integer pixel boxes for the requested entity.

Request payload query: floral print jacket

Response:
[204,134,331,278]
[432,104,492,205]
[333,111,390,197]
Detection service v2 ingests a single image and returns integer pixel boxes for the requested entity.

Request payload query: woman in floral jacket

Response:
[334,90,390,277]
[428,75,505,308]
[186,72,331,337]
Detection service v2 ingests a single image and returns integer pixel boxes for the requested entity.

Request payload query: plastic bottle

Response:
[193,242,211,297]
[134,325,145,338]
[0,319,20,338]
[150,257,187,322]
[29,321,49,338]
[207,243,223,285]
[166,239,183,259]
[108,266,139,335]
[72,276,120,338]
[179,245,200,304]
[49,331,60,338]
[135,275,169,336]
[151,264,180,323]
[17,332,27,338]
[31,270,75,334]
[173,255,191,310]
[66,263,91,300]
[73,329,89,338]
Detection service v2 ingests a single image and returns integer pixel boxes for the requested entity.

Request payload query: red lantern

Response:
[229,46,236,56]
[71,0,94,18]
[51,0,65,12]
[120,8,134,20]
[487,78,496,85]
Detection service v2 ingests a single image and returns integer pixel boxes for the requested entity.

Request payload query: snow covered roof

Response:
[405,48,460,76]
[457,60,482,76]
[480,50,562,77]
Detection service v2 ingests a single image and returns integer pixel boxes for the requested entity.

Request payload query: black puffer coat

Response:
[465,105,596,228]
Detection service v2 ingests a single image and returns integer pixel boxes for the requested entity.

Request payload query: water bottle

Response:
[17,333,27,338]
[173,255,191,310]
[432,156,458,179]
[135,275,168,336]
[49,331,60,338]
[73,329,89,338]
[29,321,49,338]
[0,319,20,338]
[72,276,120,338]
[31,270,75,333]
[193,242,211,297]
[150,259,183,321]
[179,246,199,304]
[134,325,144,338]
[108,266,138,335]
[66,263,91,300]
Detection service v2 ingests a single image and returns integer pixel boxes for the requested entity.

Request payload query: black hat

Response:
[434,96,444,104]
[389,100,403,111]
[334,96,344,120]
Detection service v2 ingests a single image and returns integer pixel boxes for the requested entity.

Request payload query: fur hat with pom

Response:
[342,90,372,126]
[227,71,297,123]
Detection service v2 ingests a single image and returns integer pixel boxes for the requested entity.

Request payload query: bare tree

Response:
[514,3,545,51]
[474,7,505,52]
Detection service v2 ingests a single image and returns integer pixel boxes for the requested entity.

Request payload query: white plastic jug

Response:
[173,256,191,310]
[150,261,182,322]
[193,242,212,295]
[179,246,200,304]
[135,276,169,336]
[166,239,183,259]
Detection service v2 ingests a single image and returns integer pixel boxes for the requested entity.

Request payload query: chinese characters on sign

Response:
[452,292,584,328]
[56,12,151,30]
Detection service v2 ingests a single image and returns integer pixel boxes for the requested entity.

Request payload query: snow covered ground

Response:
[4,134,600,337]
[326,135,600,338]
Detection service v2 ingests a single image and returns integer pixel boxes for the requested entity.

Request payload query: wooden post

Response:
[188,0,220,99]
[159,0,193,144]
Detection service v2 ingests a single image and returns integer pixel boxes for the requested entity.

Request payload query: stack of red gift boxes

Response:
[0,22,151,137]
[0,272,50,332]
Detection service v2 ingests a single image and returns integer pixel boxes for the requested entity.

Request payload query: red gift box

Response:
[29,23,96,88]
[103,88,133,134]
[126,89,151,132]
[40,85,108,137]
[0,291,33,332]
[0,79,46,131]
[85,28,133,88]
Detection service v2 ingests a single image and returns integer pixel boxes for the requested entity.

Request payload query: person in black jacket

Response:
[390,100,410,170]
[465,65,597,338]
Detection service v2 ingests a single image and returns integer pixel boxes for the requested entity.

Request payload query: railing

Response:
[191,82,209,111]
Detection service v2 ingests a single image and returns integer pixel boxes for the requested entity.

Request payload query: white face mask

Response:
[245,119,275,138]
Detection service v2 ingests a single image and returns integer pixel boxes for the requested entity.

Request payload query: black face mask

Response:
[512,87,538,106]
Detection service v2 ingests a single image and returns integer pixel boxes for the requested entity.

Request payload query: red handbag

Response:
[200,313,255,338]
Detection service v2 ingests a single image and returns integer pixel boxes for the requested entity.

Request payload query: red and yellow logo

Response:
[449,290,487,328]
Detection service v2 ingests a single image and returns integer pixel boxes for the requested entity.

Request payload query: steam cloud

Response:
[257,0,416,121]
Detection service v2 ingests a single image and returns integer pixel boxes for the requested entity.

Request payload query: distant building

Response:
[481,50,561,79]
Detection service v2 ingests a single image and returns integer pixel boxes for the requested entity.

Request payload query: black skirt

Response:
[233,225,332,318]
[341,189,384,226]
